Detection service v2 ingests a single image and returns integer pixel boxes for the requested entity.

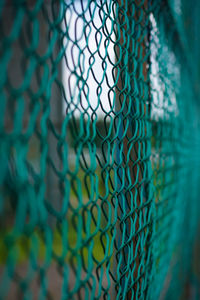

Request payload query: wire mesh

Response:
[0,0,200,299]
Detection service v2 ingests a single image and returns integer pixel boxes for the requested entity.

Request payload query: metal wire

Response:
[0,0,200,299]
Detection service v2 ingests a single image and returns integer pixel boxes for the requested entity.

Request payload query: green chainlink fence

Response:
[0,0,200,299]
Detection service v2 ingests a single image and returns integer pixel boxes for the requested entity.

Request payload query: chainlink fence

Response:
[0,0,200,299]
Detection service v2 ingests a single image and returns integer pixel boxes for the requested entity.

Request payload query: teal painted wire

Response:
[0,0,200,299]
